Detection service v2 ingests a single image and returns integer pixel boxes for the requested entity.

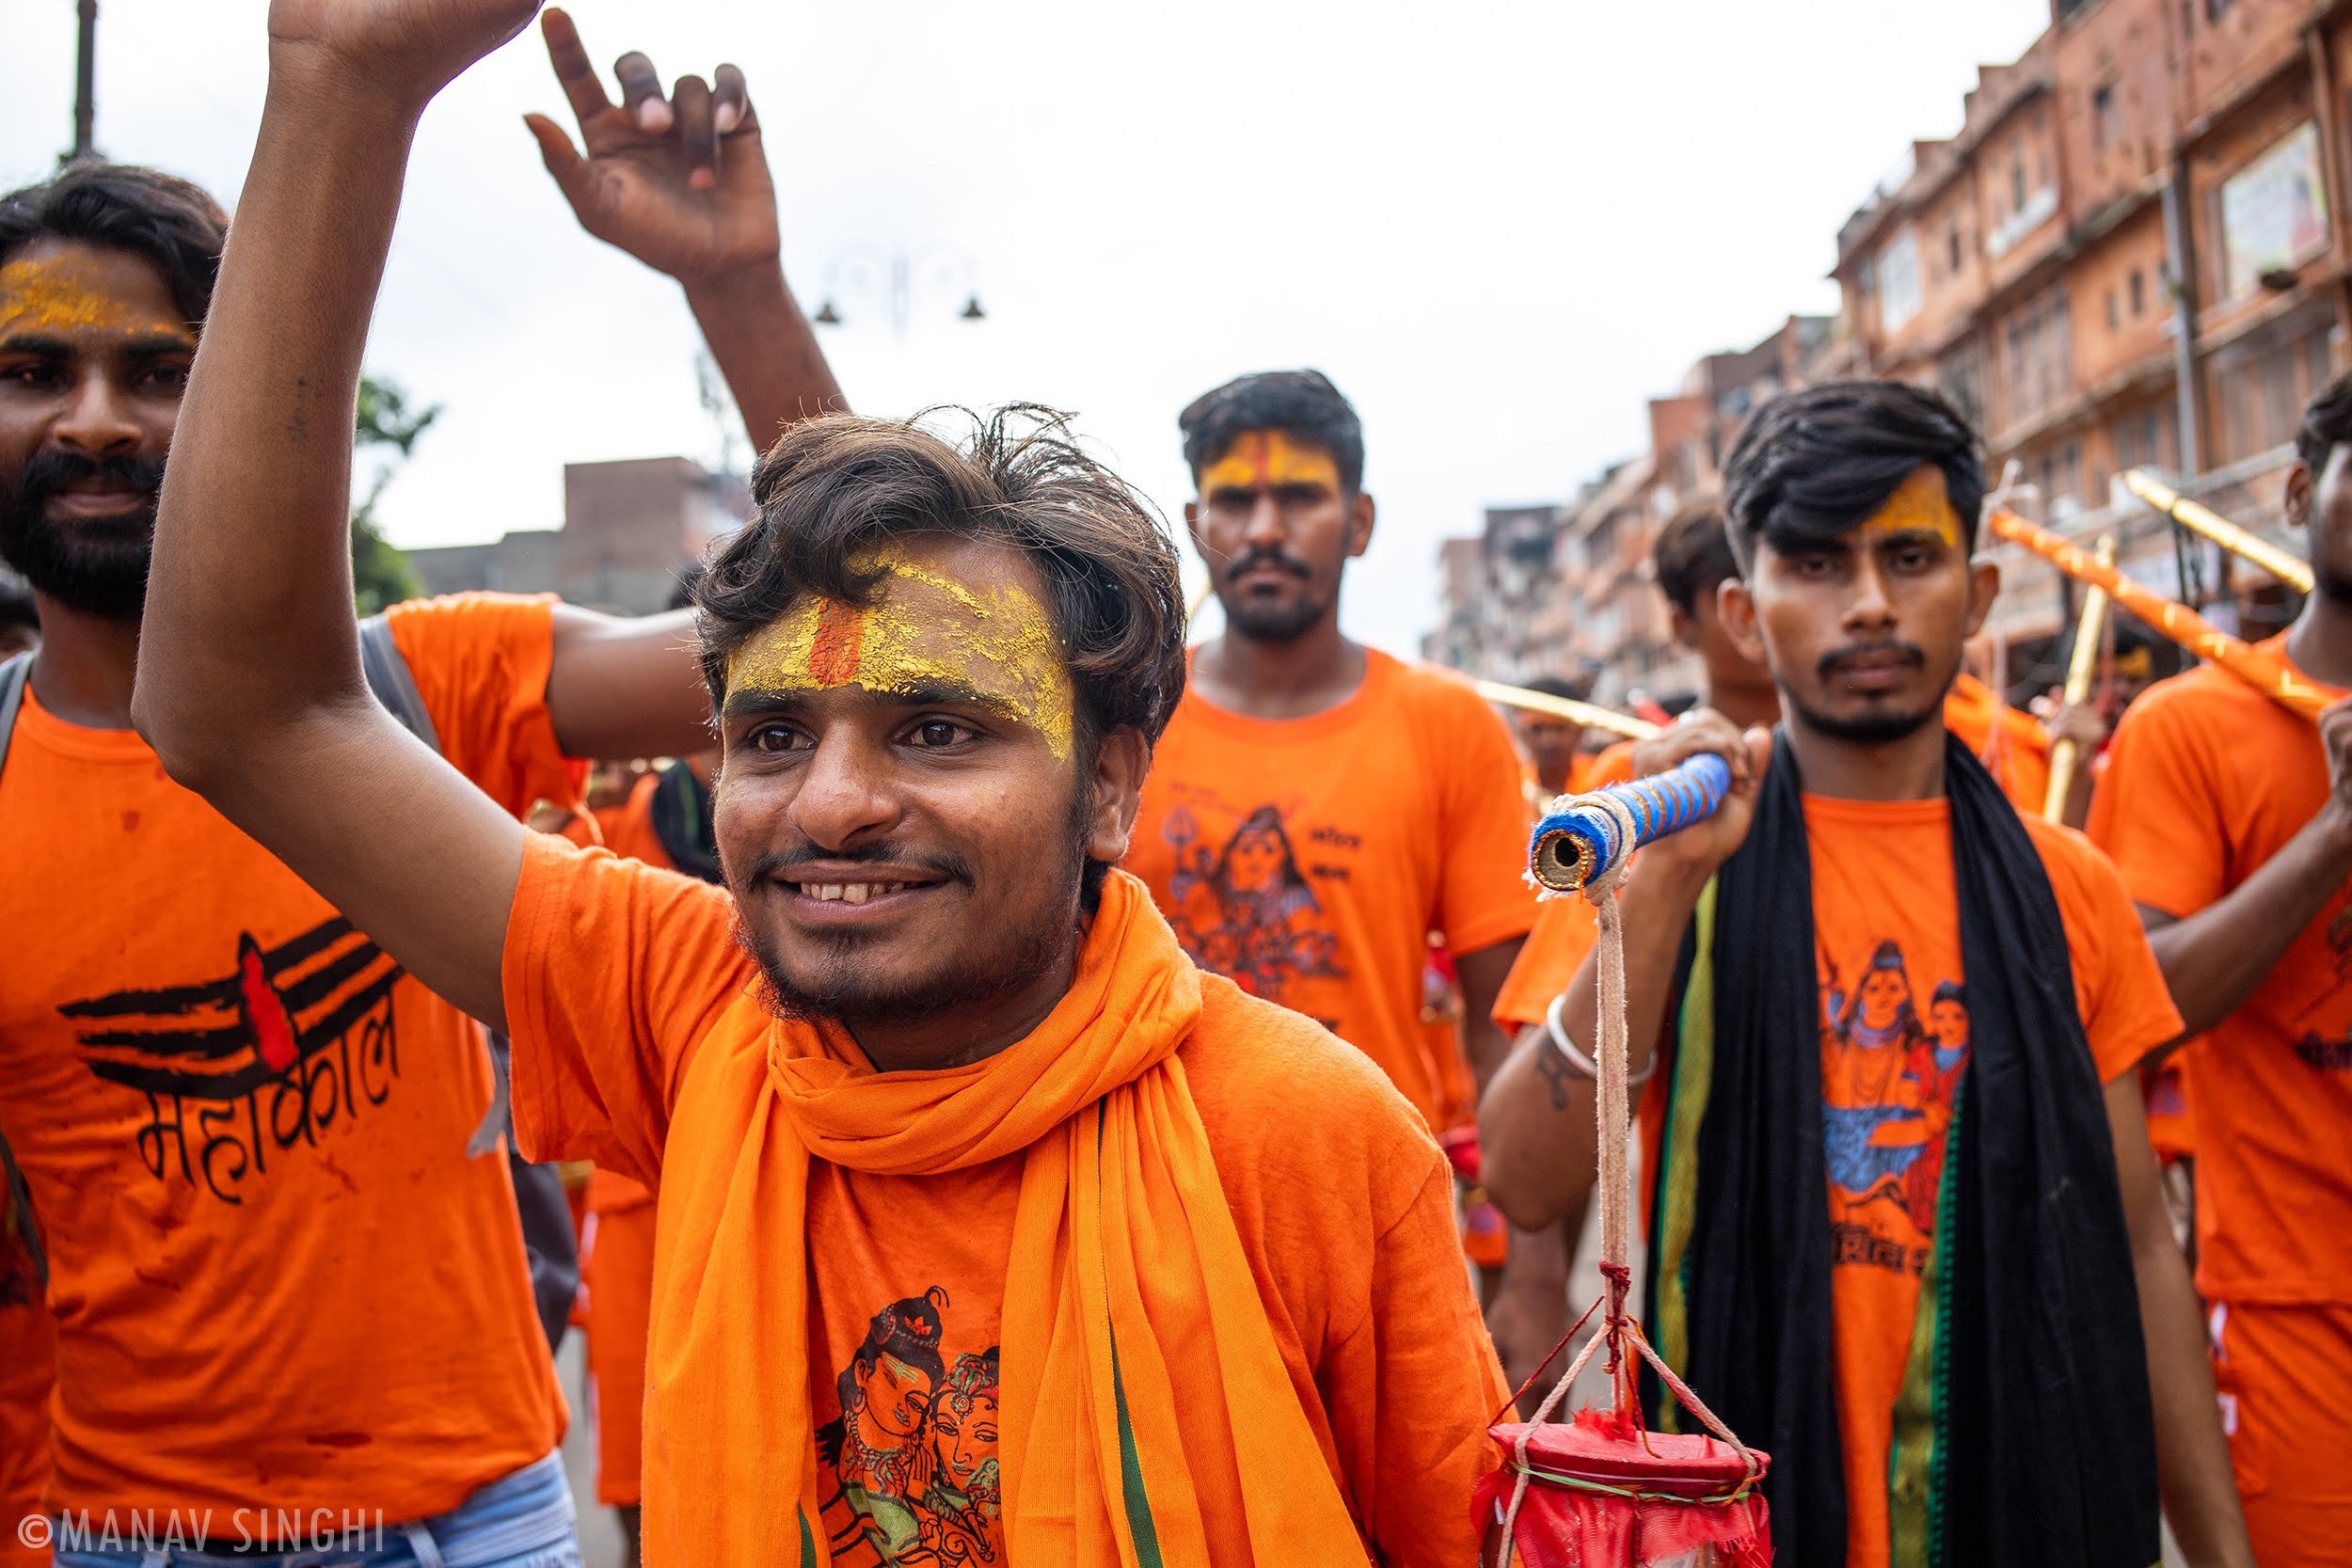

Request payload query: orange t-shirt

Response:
[1124,650,1537,1124]
[0,594,571,1522]
[594,769,670,872]
[582,1167,655,1509]
[502,838,1507,1567]
[1804,795,2178,1568]
[1943,672,2051,815]
[1,1219,53,1568]
[2088,640,2351,1305]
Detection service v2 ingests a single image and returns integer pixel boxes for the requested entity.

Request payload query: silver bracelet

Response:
[1546,990,1657,1085]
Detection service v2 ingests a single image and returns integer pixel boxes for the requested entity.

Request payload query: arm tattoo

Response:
[1534,1040,1575,1113]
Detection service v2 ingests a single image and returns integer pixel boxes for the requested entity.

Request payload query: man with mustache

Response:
[1120,372,1538,1365]
[126,5,1509,1563]
[2087,371,2352,1567]
[1478,381,2251,1568]
[0,12,844,1561]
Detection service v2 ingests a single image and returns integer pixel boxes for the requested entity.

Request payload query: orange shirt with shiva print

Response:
[1803,795,2177,1568]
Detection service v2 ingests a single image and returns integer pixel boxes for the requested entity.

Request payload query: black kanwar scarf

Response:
[1641,728,2157,1568]
[649,762,723,884]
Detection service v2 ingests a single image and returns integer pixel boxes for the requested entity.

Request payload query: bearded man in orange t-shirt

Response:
[126,9,1508,1565]
[0,14,847,1563]
[1478,381,2250,1568]
[2089,371,2352,1568]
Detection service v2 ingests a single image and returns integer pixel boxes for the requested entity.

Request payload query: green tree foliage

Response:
[350,375,442,614]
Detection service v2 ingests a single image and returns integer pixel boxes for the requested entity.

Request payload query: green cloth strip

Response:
[1887,1074,1965,1567]
[1651,875,1719,1432]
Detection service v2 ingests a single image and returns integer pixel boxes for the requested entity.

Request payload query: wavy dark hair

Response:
[1723,380,1985,572]
[1178,370,1365,494]
[0,161,227,327]
[694,407,1187,902]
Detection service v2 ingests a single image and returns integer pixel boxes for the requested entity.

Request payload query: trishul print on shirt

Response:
[62,916,405,1205]
[817,1288,1004,1568]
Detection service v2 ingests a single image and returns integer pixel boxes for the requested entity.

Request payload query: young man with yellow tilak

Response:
[129,9,1508,1563]
[1478,381,2251,1568]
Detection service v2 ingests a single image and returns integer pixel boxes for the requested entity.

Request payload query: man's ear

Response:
[1183,498,1202,541]
[1961,555,2003,641]
[1717,576,1766,667]
[1087,727,1152,864]
[2285,459,2314,532]
[1346,490,1375,560]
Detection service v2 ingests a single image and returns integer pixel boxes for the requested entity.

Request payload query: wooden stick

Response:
[2120,468,2314,594]
[1988,507,2331,721]
[1474,679,1661,740]
[2042,534,2115,821]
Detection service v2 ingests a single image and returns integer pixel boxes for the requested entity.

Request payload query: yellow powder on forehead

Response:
[0,256,183,339]
[1199,429,1340,496]
[1859,467,1962,548]
[723,544,1077,759]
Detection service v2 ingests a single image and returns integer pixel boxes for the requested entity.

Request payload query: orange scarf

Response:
[637,872,1369,1566]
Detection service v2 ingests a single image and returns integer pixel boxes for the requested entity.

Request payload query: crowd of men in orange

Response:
[0,6,2346,1568]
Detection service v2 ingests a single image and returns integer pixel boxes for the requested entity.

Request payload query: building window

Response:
[2003,287,2075,427]
[2012,159,2027,214]
[2106,290,2121,331]
[2092,85,2119,155]
[1880,229,1924,333]
[2129,268,2145,316]
[2206,0,2232,20]
[1949,224,1962,272]
[2213,320,2332,461]
[2218,121,2329,300]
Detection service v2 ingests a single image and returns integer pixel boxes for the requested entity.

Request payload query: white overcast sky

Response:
[3,0,2049,655]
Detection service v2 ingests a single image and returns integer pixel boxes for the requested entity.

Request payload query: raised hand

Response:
[524,8,778,287]
[1626,708,1773,877]
[267,0,540,109]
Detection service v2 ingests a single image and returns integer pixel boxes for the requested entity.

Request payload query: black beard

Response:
[1782,686,1943,744]
[0,451,165,621]
[1221,592,1330,642]
[736,782,1095,1035]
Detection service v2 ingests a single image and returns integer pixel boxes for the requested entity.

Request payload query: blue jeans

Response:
[50,1451,580,1568]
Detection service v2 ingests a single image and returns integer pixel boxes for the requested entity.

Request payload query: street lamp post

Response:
[70,0,98,162]
[811,245,985,337]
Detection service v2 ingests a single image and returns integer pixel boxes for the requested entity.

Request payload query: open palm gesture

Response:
[523,8,779,286]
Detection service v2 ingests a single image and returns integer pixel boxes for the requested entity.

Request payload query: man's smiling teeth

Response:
[797,881,906,905]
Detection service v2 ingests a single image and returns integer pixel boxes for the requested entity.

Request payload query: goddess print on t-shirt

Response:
[1161,801,1345,1007]
[60,915,405,1205]
[1819,938,1969,1275]
[818,1287,1004,1567]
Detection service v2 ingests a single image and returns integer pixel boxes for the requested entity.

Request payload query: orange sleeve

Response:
[1333,1158,1514,1566]
[1488,742,1636,1030]
[1998,707,2052,815]
[1491,895,1597,1030]
[386,592,580,821]
[1434,685,1541,958]
[502,831,755,1186]
[2085,684,2230,921]
[2034,822,2185,1084]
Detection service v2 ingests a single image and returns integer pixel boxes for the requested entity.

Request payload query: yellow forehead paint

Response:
[1858,467,1962,548]
[723,545,1076,759]
[0,256,183,339]
[1199,429,1340,497]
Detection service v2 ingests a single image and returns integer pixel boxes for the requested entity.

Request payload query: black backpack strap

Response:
[358,612,439,751]
[0,653,42,1289]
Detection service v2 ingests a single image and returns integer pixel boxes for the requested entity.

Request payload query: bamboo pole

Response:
[1988,507,2331,721]
[2119,468,2313,594]
[2042,534,2116,821]
[1474,680,1660,740]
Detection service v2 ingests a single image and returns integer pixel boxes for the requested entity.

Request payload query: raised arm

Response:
[2138,696,2352,1036]
[133,0,546,1030]
[524,7,843,453]
[1476,714,1771,1229]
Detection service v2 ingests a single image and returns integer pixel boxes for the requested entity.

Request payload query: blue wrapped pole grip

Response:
[1528,752,1733,893]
